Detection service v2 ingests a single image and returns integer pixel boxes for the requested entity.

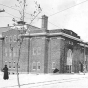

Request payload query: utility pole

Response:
[22,0,26,23]
[0,9,5,70]
[16,0,26,25]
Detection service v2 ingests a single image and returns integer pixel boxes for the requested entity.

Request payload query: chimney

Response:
[41,15,48,30]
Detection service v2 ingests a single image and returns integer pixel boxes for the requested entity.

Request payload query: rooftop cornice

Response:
[79,43,88,48]
[22,32,82,42]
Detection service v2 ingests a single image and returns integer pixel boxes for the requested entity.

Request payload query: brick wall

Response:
[44,37,49,73]
[48,37,61,73]
[1,28,88,74]
[60,38,66,73]
[72,45,84,73]
[18,38,29,73]
[2,29,29,73]
[29,37,45,73]
[0,40,2,70]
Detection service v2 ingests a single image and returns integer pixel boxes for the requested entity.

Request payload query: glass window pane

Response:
[52,62,55,69]
[37,62,41,70]
[32,62,36,70]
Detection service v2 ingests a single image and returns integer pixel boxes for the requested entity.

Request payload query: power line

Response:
[4,11,30,20]
[5,11,20,19]
[0,3,41,21]
[5,11,32,20]
[0,3,32,16]
[0,16,14,18]
[0,3,19,11]
[48,21,60,28]
[49,0,88,17]
[29,12,41,25]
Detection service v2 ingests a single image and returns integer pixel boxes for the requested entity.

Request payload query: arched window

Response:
[67,49,73,65]
[67,49,72,58]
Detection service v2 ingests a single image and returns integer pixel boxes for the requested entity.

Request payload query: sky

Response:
[0,0,88,41]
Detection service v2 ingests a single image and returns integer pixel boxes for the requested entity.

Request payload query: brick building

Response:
[0,15,88,74]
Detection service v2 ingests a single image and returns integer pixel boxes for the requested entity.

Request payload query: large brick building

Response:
[0,15,88,74]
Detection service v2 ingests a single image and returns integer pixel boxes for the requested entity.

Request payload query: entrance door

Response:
[79,62,83,72]
[67,49,73,73]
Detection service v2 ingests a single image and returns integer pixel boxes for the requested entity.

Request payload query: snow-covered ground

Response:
[0,72,88,88]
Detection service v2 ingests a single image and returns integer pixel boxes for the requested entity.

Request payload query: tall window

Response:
[13,48,17,57]
[33,47,41,55]
[5,61,7,65]
[33,48,37,55]
[67,49,73,65]
[5,48,8,57]
[9,48,12,57]
[9,36,12,42]
[37,62,41,70]
[32,62,36,70]
[13,61,16,69]
[37,47,41,55]
[5,36,8,43]
[9,61,11,69]
[13,35,17,42]
[52,62,55,69]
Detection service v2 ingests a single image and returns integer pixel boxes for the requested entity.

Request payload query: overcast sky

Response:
[0,0,88,42]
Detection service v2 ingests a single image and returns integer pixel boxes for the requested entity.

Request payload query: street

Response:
[0,72,88,88]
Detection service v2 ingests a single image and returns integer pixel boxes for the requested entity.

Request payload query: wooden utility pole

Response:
[17,0,26,25]
[22,0,26,23]
[0,9,5,69]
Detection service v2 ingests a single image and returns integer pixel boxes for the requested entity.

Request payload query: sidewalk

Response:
[0,72,88,88]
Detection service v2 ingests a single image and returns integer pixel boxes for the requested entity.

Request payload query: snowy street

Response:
[0,72,88,88]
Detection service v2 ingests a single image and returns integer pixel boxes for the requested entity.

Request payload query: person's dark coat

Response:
[3,65,9,80]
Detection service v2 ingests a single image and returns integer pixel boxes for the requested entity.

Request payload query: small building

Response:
[0,15,88,74]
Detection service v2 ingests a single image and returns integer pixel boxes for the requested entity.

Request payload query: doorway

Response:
[67,49,73,73]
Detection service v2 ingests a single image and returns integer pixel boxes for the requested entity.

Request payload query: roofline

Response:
[21,32,82,42]
[48,32,82,42]
[79,43,88,48]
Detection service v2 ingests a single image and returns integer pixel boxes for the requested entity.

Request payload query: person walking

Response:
[3,65,9,80]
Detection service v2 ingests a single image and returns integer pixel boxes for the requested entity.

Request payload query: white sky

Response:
[0,0,88,41]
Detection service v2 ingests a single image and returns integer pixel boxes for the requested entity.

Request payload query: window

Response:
[67,49,73,65]
[69,41,73,45]
[52,62,55,69]
[33,47,41,55]
[32,62,36,70]
[5,61,7,65]
[13,49,17,57]
[18,65,20,68]
[13,61,16,69]
[9,61,11,68]
[5,36,8,43]
[9,36,12,42]
[5,48,8,57]
[37,62,41,70]
[71,42,73,45]
[33,48,37,55]
[9,49,12,57]
[69,41,71,44]
[37,47,41,55]
[13,35,17,42]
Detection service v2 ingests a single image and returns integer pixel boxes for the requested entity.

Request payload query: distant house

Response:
[0,15,88,74]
